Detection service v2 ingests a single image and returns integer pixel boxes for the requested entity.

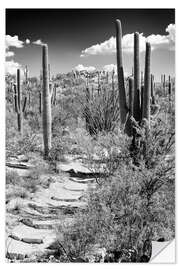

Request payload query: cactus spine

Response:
[142,42,151,127]
[42,44,52,158]
[133,32,141,122]
[115,19,127,124]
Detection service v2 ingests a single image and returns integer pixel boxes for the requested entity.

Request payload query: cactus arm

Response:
[22,96,27,113]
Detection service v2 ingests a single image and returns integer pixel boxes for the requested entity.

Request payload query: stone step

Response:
[69,177,96,184]
[8,224,55,243]
[63,180,90,191]
[6,238,57,261]
[20,217,73,230]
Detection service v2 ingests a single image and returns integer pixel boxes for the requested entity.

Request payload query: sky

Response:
[5,9,175,80]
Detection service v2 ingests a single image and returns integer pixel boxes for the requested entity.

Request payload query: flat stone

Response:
[63,179,90,191]
[6,167,31,177]
[58,161,91,174]
[34,182,83,203]
[9,224,55,243]
[6,238,57,260]
[69,177,95,184]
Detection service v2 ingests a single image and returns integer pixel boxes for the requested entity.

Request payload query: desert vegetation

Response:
[5,18,175,263]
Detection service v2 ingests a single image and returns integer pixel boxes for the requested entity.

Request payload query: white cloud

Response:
[5,35,30,75]
[5,51,15,58]
[81,36,116,57]
[74,64,96,73]
[5,35,24,49]
[166,24,175,42]
[103,64,117,73]
[33,39,45,46]
[80,24,175,57]
[25,38,30,44]
[102,64,129,77]
[5,60,21,75]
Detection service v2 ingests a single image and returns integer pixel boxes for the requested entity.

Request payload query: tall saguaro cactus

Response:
[133,32,141,122]
[142,42,151,127]
[115,19,127,124]
[16,69,23,133]
[129,78,134,117]
[42,44,52,158]
[151,74,155,104]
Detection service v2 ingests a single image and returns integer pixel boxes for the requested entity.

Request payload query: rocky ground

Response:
[5,154,172,262]
[6,154,97,262]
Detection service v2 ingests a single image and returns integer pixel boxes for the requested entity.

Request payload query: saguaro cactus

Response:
[97,71,101,95]
[151,74,155,104]
[142,42,151,127]
[115,19,127,124]
[129,78,134,117]
[141,71,144,87]
[42,44,52,158]
[163,74,166,95]
[15,69,27,133]
[168,75,172,101]
[133,32,141,122]
[13,84,18,113]
[106,72,109,84]
[39,90,42,114]
[17,69,22,133]
[125,78,134,136]
[85,86,90,133]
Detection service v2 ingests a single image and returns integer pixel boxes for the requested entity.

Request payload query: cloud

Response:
[103,64,117,73]
[102,64,129,77]
[5,35,30,75]
[5,35,24,49]
[5,35,23,74]
[25,38,30,44]
[33,39,45,46]
[80,24,175,57]
[5,51,15,58]
[74,64,96,73]
[5,60,21,75]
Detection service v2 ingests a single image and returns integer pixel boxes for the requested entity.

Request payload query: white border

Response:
[0,1,179,269]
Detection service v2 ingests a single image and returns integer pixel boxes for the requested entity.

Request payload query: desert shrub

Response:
[6,186,29,201]
[81,87,120,135]
[48,137,68,172]
[6,171,23,186]
[25,110,42,131]
[6,133,41,158]
[129,115,175,169]
[57,161,174,261]
[6,158,49,193]
[72,127,131,179]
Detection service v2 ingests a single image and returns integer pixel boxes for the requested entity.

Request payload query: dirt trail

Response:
[6,155,96,261]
